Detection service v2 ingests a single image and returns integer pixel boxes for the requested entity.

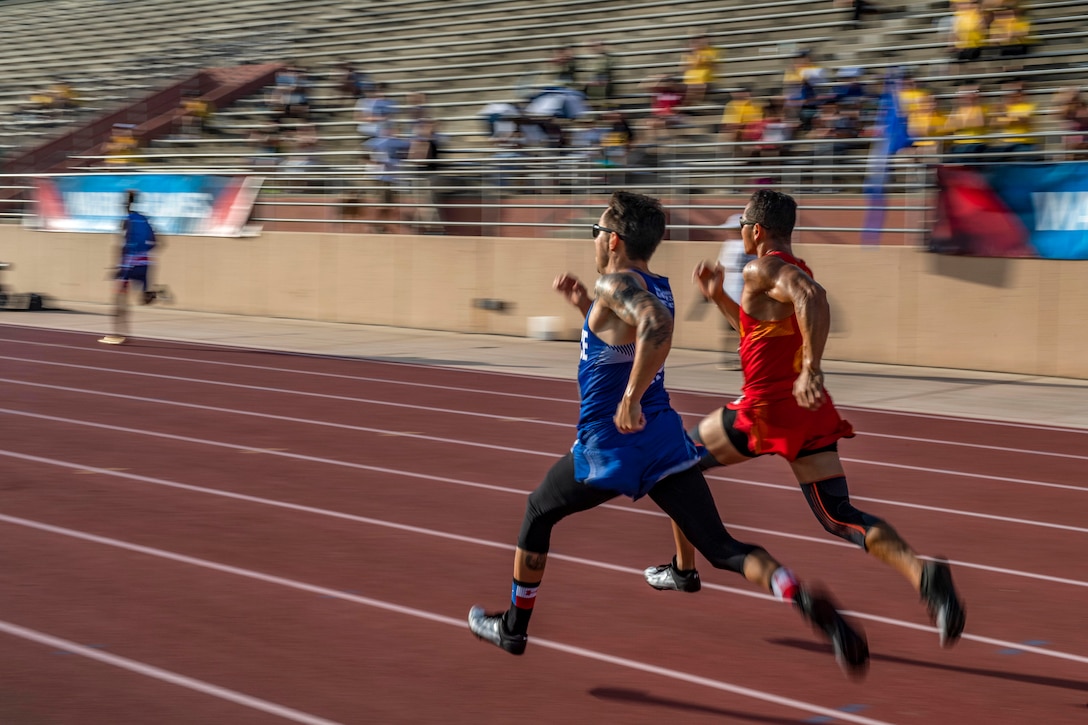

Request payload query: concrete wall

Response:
[2,226,1085,378]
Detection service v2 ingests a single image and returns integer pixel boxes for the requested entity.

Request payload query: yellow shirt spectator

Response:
[995,100,1036,144]
[721,98,764,127]
[684,46,719,86]
[908,109,945,148]
[953,6,985,50]
[989,12,1031,46]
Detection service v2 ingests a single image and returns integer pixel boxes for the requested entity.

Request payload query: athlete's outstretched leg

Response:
[100,281,129,345]
[645,408,755,589]
[469,453,618,655]
[792,452,966,646]
[648,466,869,676]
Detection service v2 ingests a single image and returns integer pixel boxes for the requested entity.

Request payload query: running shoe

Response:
[921,559,966,647]
[643,556,701,593]
[468,606,527,655]
[794,587,870,677]
[98,335,127,345]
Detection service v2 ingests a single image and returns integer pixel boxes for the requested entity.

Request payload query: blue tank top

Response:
[576,269,674,427]
[122,211,157,264]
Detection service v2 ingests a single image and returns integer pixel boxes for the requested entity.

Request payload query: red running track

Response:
[0,325,1085,724]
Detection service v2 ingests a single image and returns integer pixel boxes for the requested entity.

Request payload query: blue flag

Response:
[862,75,914,244]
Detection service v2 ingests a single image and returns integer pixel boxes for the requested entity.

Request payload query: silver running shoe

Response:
[467,606,527,655]
[643,557,701,593]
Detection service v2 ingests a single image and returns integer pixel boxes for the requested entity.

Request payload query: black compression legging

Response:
[519,453,759,573]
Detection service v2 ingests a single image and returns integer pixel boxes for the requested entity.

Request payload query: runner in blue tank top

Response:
[468,191,869,677]
[100,189,172,345]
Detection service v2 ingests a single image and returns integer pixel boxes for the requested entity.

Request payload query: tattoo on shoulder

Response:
[596,273,672,347]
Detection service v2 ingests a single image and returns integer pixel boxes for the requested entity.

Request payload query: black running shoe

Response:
[921,559,966,647]
[643,556,701,593]
[467,606,527,655]
[794,588,870,678]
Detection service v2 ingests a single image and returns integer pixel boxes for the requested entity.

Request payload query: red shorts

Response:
[727,394,855,462]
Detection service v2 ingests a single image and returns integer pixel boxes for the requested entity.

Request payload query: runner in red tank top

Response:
[643,190,967,649]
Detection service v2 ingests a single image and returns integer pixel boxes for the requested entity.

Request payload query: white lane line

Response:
[833,404,1088,435]
[4,334,1087,436]
[0,619,340,725]
[706,474,1088,535]
[3,405,1085,540]
[5,446,1087,592]
[0,512,893,725]
[6,449,1088,670]
[0,357,572,428]
[0,338,578,403]
[0,382,556,459]
[1,374,1085,497]
[853,432,1088,462]
[7,447,1085,591]
[837,456,1088,493]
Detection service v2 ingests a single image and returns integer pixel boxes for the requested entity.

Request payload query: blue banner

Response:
[933,163,1088,259]
[31,174,263,237]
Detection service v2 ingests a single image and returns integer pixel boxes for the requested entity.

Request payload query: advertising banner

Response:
[932,163,1088,259]
[29,174,263,237]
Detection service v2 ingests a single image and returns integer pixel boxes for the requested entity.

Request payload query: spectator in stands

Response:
[897,69,931,121]
[249,122,283,168]
[785,76,823,134]
[809,100,862,191]
[1056,87,1088,157]
[582,41,616,110]
[336,62,372,99]
[600,110,634,167]
[403,91,431,134]
[178,91,213,138]
[567,116,605,164]
[951,0,986,63]
[627,116,666,175]
[988,5,1031,67]
[751,96,794,184]
[835,0,879,27]
[832,67,871,107]
[682,34,719,108]
[719,86,764,159]
[406,119,443,233]
[551,46,579,88]
[363,125,410,233]
[479,101,522,140]
[943,84,988,157]
[644,74,688,128]
[355,82,397,141]
[103,123,141,166]
[904,94,946,159]
[280,122,320,171]
[989,80,1038,161]
[782,50,823,97]
[269,64,312,123]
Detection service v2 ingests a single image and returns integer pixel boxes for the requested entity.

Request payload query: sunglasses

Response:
[592,223,618,239]
[738,217,758,228]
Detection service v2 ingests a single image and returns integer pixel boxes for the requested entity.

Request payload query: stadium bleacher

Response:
[0,0,1083,233]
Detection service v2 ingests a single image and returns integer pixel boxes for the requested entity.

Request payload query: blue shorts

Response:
[117,264,149,291]
[572,408,700,500]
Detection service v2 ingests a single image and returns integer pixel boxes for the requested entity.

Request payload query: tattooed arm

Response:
[595,271,674,433]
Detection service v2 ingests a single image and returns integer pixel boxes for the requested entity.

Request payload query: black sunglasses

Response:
[738,217,758,228]
[592,223,618,239]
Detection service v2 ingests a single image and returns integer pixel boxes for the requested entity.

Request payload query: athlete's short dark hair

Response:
[603,191,667,261]
[746,189,796,238]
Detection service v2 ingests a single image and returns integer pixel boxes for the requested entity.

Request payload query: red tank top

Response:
[737,250,814,402]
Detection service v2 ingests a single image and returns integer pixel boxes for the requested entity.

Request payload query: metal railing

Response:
[2,129,1085,242]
